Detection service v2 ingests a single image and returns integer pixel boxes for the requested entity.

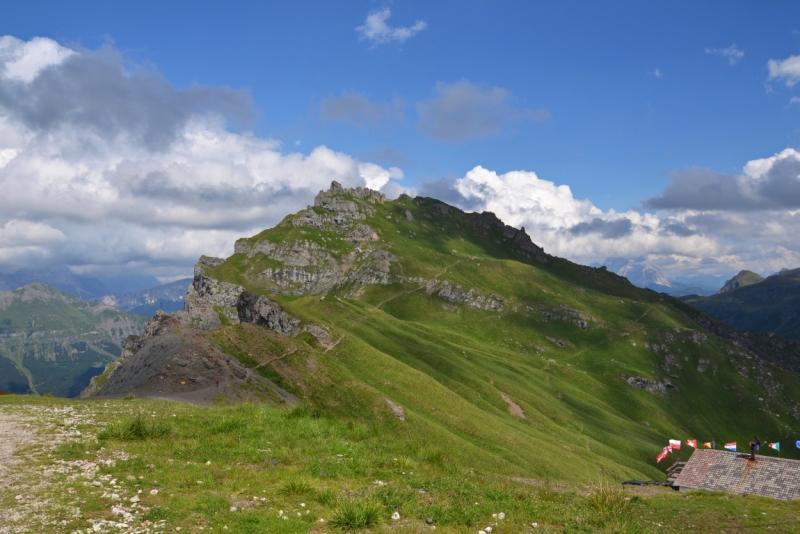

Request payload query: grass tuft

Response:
[315,489,337,506]
[587,481,632,518]
[329,498,384,531]
[98,413,171,441]
[279,479,315,496]
[286,403,322,419]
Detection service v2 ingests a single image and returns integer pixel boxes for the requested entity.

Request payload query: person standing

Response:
[749,436,761,461]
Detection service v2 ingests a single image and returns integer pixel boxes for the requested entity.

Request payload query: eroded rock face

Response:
[83,310,298,404]
[236,291,300,335]
[184,256,244,329]
[437,281,504,311]
[625,376,668,394]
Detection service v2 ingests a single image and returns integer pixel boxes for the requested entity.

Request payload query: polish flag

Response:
[686,439,697,449]
[724,442,737,451]
[669,439,681,450]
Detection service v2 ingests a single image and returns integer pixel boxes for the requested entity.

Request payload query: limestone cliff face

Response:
[184,255,244,329]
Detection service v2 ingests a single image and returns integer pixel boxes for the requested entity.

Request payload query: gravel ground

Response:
[0,403,170,534]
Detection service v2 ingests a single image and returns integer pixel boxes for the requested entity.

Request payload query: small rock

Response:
[175,528,182,532]
[150,489,159,495]
[391,511,400,520]
[14,495,23,501]
[130,496,140,503]
[230,507,237,512]
[498,512,505,520]
[91,481,101,487]
[426,517,434,524]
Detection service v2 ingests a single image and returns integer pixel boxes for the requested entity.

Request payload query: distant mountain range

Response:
[100,278,192,315]
[595,258,726,296]
[0,267,162,299]
[0,267,189,316]
[683,268,800,339]
[0,283,147,396]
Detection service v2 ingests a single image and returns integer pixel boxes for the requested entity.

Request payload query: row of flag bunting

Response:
[657,438,787,463]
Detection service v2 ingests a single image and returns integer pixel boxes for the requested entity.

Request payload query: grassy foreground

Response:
[2,396,799,533]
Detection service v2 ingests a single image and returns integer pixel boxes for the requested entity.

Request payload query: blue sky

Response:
[2,1,800,282]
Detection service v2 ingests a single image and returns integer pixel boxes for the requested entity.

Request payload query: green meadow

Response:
[2,395,800,533]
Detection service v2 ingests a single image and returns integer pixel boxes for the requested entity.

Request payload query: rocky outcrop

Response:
[184,256,244,329]
[437,281,504,311]
[540,305,592,330]
[473,211,547,263]
[236,291,300,335]
[625,376,669,395]
[85,311,297,405]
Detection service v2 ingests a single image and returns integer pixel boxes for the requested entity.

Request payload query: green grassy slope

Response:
[685,267,800,339]
[0,283,147,396]
[5,396,800,534]
[717,270,764,293]
[200,193,800,484]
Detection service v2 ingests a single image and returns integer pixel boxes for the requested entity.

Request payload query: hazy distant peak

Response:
[609,259,671,288]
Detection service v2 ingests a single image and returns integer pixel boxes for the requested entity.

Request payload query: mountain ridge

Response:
[87,182,800,484]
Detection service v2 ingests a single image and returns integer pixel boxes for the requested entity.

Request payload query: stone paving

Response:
[674,449,800,500]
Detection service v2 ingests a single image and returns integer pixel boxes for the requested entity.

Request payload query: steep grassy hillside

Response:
[717,270,765,294]
[177,185,800,484]
[684,267,800,339]
[0,283,147,396]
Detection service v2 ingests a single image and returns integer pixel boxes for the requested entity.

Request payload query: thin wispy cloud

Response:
[416,80,549,142]
[356,8,426,47]
[705,44,744,66]
[653,68,663,79]
[319,92,403,127]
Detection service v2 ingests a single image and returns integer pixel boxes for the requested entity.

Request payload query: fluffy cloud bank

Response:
[434,153,800,279]
[0,36,402,277]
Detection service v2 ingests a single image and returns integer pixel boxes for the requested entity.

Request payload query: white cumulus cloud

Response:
[768,53,800,86]
[0,36,75,83]
[0,36,404,278]
[444,155,800,279]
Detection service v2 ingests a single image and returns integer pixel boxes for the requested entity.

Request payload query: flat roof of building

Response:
[673,449,800,501]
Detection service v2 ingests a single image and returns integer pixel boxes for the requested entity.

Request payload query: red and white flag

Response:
[657,447,671,463]
[669,439,681,450]
[686,439,697,449]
